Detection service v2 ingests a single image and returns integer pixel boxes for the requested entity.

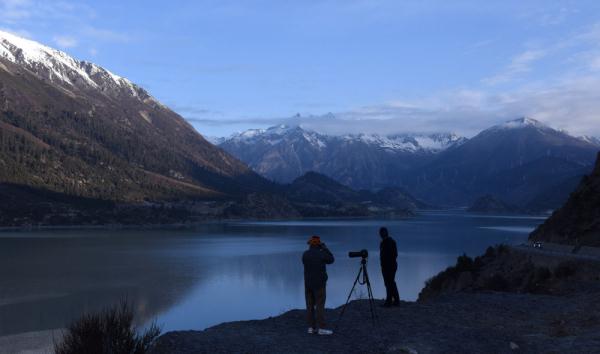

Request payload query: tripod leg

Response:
[367,282,379,325]
[362,265,379,325]
[335,265,363,329]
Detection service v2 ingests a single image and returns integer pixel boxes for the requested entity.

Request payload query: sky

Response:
[1,0,600,138]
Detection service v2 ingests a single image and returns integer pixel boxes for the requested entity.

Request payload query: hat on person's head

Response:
[307,235,321,246]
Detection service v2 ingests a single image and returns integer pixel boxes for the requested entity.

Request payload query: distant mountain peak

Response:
[222,124,465,154]
[481,117,558,136]
[341,132,466,153]
[499,117,547,129]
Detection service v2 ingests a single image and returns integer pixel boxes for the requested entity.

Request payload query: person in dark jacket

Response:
[379,227,400,307]
[302,235,335,335]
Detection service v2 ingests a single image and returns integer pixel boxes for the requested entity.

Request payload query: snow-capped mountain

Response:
[219,118,599,210]
[0,30,268,206]
[489,116,548,130]
[342,132,466,153]
[222,124,465,154]
[218,124,467,188]
[0,30,159,104]
[405,117,599,208]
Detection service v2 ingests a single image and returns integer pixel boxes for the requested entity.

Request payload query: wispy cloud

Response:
[0,0,130,49]
[199,74,600,138]
[82,26,131,43]
[53,35,77,48]
[483,49,546,85]
[331,76,600,137]
[199,21,600,139]
[0,0,33,22]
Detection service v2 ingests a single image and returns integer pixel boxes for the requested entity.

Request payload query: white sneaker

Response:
[318,328,333,335]
[307,327,315,334]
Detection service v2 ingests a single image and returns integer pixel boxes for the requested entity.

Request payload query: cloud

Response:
[0,0,93,23]
[53,35,77,48]
[197,72,600,139]
[483,49,546,85]
[0,0,33,22]
[82,26,131,43]
[178,18,600,139]
[170,104,223,117]
[332,76,600,137]
[0,1,130,47]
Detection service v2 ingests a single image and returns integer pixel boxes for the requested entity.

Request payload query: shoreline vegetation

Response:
[0,173,422,229]
[0,213,417,232]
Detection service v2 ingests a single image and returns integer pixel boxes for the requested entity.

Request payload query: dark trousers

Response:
[305,286,326,328]
[382,264,400,304]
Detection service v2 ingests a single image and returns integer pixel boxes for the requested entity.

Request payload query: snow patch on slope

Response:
[579,135,600,146]
[493,117,548,130]
[0,30,155,103]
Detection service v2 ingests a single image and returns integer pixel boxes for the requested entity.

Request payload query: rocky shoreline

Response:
[151,292,600,354]
[151,246,600,354]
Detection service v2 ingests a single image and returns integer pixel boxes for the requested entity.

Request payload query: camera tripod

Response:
[336,257,378,328]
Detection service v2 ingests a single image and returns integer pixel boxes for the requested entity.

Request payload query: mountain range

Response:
[1,30,598,226]
[218,125,466,188]
[219,118,600,211]
[0,31,417,225]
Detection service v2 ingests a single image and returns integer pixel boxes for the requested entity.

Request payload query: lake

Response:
[0,211,546,338]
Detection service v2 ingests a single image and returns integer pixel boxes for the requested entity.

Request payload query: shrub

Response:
[455,254,474,272]
[483,273,509,291]
[535,267,552,282]
[524,267,552,293]
[496,244,509,255]
[484,246,496,258]
[554,261,577,279]
[54,301,161,354]
[421,254,474,296]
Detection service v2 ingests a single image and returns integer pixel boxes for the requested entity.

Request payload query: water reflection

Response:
[0,211,545,336]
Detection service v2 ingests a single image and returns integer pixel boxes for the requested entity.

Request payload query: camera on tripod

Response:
[337,248,378,328]
[348,249,368,259]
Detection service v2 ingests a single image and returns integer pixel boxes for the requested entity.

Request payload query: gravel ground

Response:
[0,329,63,354]
[151,291,600,354]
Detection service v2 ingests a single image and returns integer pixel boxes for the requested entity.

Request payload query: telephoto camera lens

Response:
[348,249,368,258]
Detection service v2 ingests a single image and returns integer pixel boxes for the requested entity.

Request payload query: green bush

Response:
[54,301,161,354]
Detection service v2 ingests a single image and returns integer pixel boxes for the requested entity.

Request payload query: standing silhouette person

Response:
[379,227,400,307]
[302,235,335,335]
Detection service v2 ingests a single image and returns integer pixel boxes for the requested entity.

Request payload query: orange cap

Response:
[307,235,321,246]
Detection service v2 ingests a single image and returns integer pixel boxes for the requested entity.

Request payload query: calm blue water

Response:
[0,211,546,336]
